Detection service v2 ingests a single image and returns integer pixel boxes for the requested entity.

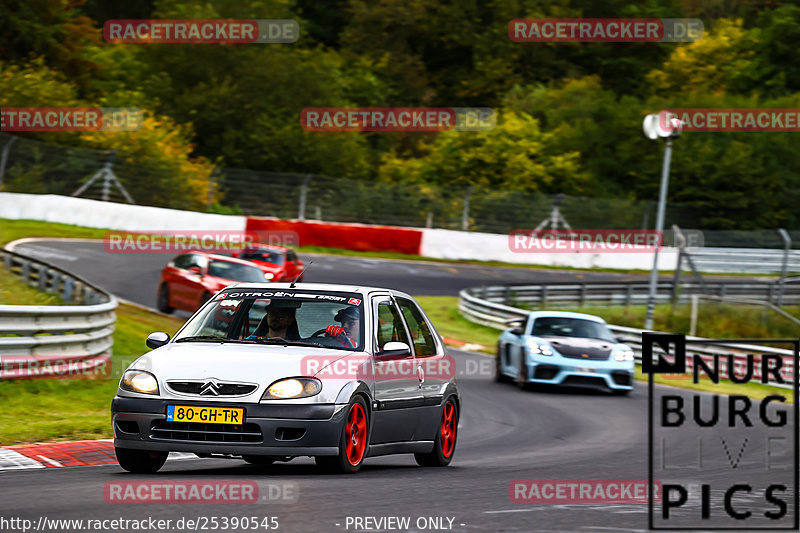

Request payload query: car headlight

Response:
[262,378,322,400]
[120,370,159,395]
[263,272,275,280]
[526,339,553,356]
[613,349,635,362]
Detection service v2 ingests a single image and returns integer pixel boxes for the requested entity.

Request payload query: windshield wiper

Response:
[175,335,230,343]
[248,338,324,348]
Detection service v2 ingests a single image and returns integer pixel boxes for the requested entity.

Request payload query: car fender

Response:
[333,380,376,443]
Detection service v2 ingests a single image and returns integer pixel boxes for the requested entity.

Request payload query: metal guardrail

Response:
[686,247,800,274]
[0,247,117,375]
[468,280,800,309]
[459,286,796,390]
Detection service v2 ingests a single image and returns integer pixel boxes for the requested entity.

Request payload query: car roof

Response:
[184,251,261,266]
[221,282,412,299]
[526,310,606,323]
[243,243,290,253]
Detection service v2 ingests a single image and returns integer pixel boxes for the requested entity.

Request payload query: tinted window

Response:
[396,297,437,356]
[531,317,616,342]
[376,300,411,349]
[173,254,194,269]
[207,260,267,282]
[241,250,284,264]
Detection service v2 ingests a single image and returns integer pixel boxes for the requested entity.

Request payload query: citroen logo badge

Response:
[200,379,219,396]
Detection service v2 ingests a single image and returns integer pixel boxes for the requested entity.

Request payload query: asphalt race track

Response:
[12,239,647,306]
[3,240,791,532]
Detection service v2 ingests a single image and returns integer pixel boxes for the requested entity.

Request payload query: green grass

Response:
[0,219,107,247]
[0,270,66,306]
[0,303,185,445]
[541,302,800,340]
[416,296,499,353]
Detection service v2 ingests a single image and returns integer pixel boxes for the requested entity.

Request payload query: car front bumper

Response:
[521,359,634,391]
[111,397,346,456]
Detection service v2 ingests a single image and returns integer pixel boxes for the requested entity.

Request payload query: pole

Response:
[298,174,312,221]
[644,139,673,330]
[689,294,699,336]
[461,186,474,231]
[776,228,791,307]
[0,136,17,188]
[207,167,217,209]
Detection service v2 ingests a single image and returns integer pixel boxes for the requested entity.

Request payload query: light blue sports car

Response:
[495,311,634,395]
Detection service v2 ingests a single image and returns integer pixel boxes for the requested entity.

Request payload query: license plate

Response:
[577,367,596,374]
[166,405,244,424]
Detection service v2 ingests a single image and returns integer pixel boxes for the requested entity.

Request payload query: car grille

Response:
[611,371,633,386]
[150,421,263,443]
[562,376,608,388]
[534,365,559,380]
[167,380,258,396]
[550,342,611,361]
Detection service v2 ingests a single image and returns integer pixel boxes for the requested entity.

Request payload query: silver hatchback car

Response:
[112,283,460,474]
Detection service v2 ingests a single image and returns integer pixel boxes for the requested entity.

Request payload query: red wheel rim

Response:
[345,402,367,466]
[440,400,456,458]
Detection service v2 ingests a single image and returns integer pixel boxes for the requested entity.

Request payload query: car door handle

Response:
[417,365,424,385]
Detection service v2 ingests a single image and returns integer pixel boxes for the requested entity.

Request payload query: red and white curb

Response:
[442,336,489,353]
[0,440,195,472]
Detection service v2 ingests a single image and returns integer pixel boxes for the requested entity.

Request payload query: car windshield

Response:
[531,317,616,342]
[207,260,268,282]
[173,289,364,351]
[240,250,284,265]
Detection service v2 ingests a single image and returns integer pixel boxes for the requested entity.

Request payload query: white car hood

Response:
[126,342,361,402]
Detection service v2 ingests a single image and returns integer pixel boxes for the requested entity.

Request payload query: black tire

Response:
[415,397,458,467]
[494,342,511,383]
[517,354,531,391]
[115,447,168,473]
[242,455,275,466]
[156,284,173,314]
[315,396,369,474]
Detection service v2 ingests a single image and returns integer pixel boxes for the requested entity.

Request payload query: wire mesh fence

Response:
[0,132,792,239]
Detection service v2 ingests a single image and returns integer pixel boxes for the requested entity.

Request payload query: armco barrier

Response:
[469,280,800,308]
[459,286,796,390]
[245,217,424,255]
[0,246,116,376]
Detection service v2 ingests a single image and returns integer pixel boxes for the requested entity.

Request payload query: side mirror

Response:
[146,331,170,349]
[188,266,202,275]
[509,327,523,336]
[377,341,411,357]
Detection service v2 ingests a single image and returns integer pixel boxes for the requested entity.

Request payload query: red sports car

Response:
[157,252,273,313]
[231,244,305,282]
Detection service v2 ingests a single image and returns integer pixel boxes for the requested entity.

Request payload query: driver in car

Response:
[248,301,301,341]
[325,306,360,348]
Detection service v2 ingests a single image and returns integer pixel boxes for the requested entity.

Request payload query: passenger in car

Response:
[248,301,301,341]
[325,306,360,348]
